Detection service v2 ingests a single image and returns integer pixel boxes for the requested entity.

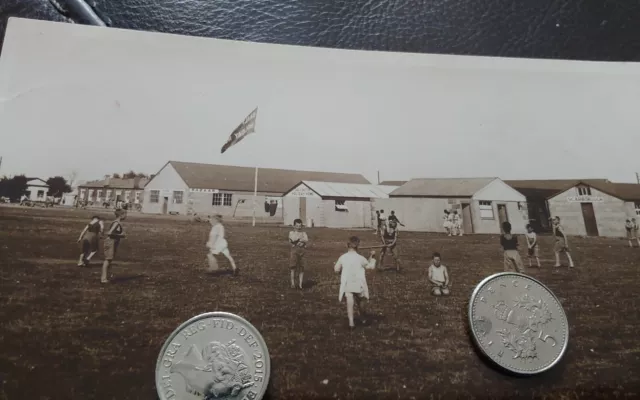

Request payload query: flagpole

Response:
[252,166,259,227]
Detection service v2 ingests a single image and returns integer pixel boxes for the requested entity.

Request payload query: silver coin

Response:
[156,312,270,400]
[468,272,569,375]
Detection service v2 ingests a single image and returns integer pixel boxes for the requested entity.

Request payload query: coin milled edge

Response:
[155,311,271,400]
[467,272,569,375]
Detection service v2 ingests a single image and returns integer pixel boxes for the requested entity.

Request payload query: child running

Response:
[288,218,308,289]
[525,224,541,268]
[552,216,575,268]
[101,210,126,284]
[333,236,377,329]
[77,215,104,267]
[379,219,401,272]
[428,252,451,296]
[206,214,239,275]
[500,222,525,273]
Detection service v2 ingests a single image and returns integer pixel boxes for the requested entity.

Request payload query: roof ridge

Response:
[169,160,364,176]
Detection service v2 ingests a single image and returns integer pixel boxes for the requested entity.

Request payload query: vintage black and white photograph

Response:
[1,17,640,399]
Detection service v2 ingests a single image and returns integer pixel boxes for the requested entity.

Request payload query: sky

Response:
[1,18,640,186]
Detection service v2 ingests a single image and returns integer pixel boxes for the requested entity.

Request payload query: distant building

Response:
[141,161,371,219]
[282,181,398,228]
[24,178,49,202]
[507,179,640,237]
[375,177,528,234]
[78,176,149,207]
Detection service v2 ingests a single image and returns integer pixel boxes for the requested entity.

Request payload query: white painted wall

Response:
[548,186,630,237]
[142,163,189,214]
[25,184,48,201]
[473,179,527,202]
[373,197,451,232]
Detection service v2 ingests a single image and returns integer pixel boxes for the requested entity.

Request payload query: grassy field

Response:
[1,206,639,400]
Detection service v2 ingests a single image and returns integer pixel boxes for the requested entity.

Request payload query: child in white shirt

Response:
[334,236,377,329]
[428,252,450,296]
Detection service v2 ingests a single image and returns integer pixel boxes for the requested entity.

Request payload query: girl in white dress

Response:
[334,236,377,329]
[443,210,452,235]
[207,215,238,275]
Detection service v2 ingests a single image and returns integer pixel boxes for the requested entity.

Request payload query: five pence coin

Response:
[468,272,569,375]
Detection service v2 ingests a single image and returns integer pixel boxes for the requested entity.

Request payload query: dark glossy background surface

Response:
[1,0,640,60]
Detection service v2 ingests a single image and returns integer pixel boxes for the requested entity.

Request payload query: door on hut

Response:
[299,197,307,225]
[461,203,473,233]
[497,204,509,232]
[580,202,599,236]
[162,197,168,215]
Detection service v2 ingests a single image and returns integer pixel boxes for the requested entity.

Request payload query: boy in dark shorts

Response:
[77,215,104,267]
[288,218,308,289]
[500,221,524,273]
[379,219,401,272]
[101,209,127,284]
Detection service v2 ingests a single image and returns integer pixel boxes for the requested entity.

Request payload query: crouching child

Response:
[428,252,451,296]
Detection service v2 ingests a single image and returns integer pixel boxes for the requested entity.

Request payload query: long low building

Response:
[507,179,640,237]
[282,181,398,228]
[374,177,529,234]
[141,161,371,220]
[78,176,149,206]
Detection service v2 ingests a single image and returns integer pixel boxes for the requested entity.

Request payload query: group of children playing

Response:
[76,209,127,284]
[443,209,463,236]
[291,213,450,328]
[501,216,575,273]
[79,205,637,329]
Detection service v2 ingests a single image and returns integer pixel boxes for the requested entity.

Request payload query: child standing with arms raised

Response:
[288,218,308,289]
[334,236,377,329]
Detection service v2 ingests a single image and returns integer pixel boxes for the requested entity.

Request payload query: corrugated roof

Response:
[297,181,398,199]
[169,161,370,193]
[390,178,496,197]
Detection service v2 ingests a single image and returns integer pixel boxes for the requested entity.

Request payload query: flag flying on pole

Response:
[220,108,258,154]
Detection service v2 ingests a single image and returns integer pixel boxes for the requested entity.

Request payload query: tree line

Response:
[0,170,151,200]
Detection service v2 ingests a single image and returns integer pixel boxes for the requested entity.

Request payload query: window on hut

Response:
[223,194,233,206]
[479,201,494,219]
[577,185,592,196]
[150,190,160,203]
[335,200,349,212]
[173,191,184,204]
[212,193,222,206]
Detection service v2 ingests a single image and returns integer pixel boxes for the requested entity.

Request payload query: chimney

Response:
[134,176,141,189]
[105,176,111,186]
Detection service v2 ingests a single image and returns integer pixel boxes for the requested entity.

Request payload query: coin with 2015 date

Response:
[155,312,271,400]
[468,272,569,375]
